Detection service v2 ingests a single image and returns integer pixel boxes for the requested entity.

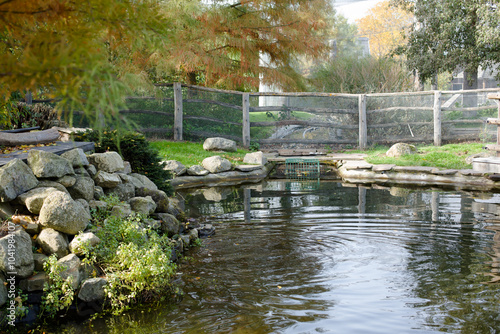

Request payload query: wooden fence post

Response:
[358,94,367,150]
[433,90,442,146]
[173,82,183,141]
[242,93,250,148]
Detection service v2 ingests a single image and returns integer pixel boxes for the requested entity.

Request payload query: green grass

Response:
[149,140,250,167]
[249,111,314,122]
[347,142,493,170]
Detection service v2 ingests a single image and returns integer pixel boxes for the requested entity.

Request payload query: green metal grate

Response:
[285,158,320,180]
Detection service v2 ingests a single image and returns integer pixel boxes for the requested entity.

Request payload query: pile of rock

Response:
[163,137,270,187]
[0,148,201,311]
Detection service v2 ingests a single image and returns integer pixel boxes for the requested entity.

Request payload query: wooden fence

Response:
[165,83,500,149]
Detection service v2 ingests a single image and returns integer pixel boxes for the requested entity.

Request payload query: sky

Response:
[334,0,384,22]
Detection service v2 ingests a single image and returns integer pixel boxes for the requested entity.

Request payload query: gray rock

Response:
[0,159,38,202]
[37,228,69,258]
[155,213,180,237]
[187,165,209,176]
[199,224,215,237]
[135,188,169,213]
[203,137,237,152]
[94,186,105,200]
[0,202,15,220]
[386,143,417,158]
[110,204,132,219]
[86,164,97,178]
[78,278,107,302]
[73,165,90,177]
[88,152,124,173]
[56,175,77,187]
[28,149,74,178]
[38,191,91,235]
[163,160,187,176]
[167,198,184,218]
[88,200,107,212]
[16,186,60,214]
[180,234,191,248]
[0,275,6,307]
[243,151,267,165]
[58,254,82,290]
[67,176,95,202]
[105,183,135,201]
[69,232,100,256]
[130,173,158,191]
[0,227,34,278]
[129,196,156,215]
[61,148,89,167]
[202,156,232,173]
[188,228,199,242]
[123,161,132,174]
[94,170,122,188]
[19,272,48,292]
[33,253,48,271]
[36,180,69,194]
[24,223,39,235]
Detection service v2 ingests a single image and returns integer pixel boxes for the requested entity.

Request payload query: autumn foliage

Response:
[356,0,413,58]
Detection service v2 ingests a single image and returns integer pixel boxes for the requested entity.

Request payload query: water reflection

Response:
[35,181,500,333]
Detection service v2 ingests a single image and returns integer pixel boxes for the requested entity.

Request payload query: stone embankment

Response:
[0,148,203,321]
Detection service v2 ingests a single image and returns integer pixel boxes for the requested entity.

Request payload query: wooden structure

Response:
[485,93,500,157]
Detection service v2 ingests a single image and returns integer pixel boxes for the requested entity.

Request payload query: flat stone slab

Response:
[341,160,373,170]
[278,149,327,156]
[0,141,94,167]
[472,157,500,173]
[234,165,263,172]
[392,166,436,173]
[372,164,396,172]
[431,169,459,176]
[327,153,367,160]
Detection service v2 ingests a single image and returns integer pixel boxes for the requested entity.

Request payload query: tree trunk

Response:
[0,127,60,146]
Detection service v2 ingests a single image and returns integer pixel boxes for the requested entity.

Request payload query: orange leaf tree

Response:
[0,0,333,129]
[356,0,413,58]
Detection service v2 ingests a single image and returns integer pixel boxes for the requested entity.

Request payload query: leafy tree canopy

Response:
[0,0,333,129]
[356,0,414,58]
[392,0,500,88]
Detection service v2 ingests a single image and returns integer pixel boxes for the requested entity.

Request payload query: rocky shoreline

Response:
[0,148,205,327]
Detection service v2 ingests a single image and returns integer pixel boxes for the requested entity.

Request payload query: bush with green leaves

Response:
[81,198,178,314]
[74,129,173,195]
[41,255,75,318]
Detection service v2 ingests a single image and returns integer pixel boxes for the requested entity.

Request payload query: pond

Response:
[38,180,500,333]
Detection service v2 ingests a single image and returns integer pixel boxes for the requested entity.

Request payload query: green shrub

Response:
[41,255,75,318]
[74,129,174,195]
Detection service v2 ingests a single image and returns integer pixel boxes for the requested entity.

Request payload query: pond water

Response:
[39,180,500,333]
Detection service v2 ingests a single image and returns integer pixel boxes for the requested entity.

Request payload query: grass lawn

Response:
[347,142,493,170]
[149,140,250,167]
[149,140,492,171]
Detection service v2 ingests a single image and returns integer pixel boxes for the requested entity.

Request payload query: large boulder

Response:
[129,196,157,215]
[27,149,74,178]
[187,165,209,176]
[38,191,91,235]
[202,156,232,173]
[67,176,95,202]
[0,159,38,202]
[203,137,237,152]
[105,183,135,202]
[0,227,34,278]
[155,213,180,237]
[88,152,124,173]
[58,254,82,290]
[243,151,267,165]
[69,232,100,256]
[163,160,186,176]
[60,148,89,167]
[16,186,60,214]
[36,228,69,258]
[78,278,107,302]
[386,143,417,158]
[130,173,158,191]
[94,170,122,188]
[135,188,169,213]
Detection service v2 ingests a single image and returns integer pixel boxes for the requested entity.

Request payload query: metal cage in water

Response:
[284,158,320,180]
